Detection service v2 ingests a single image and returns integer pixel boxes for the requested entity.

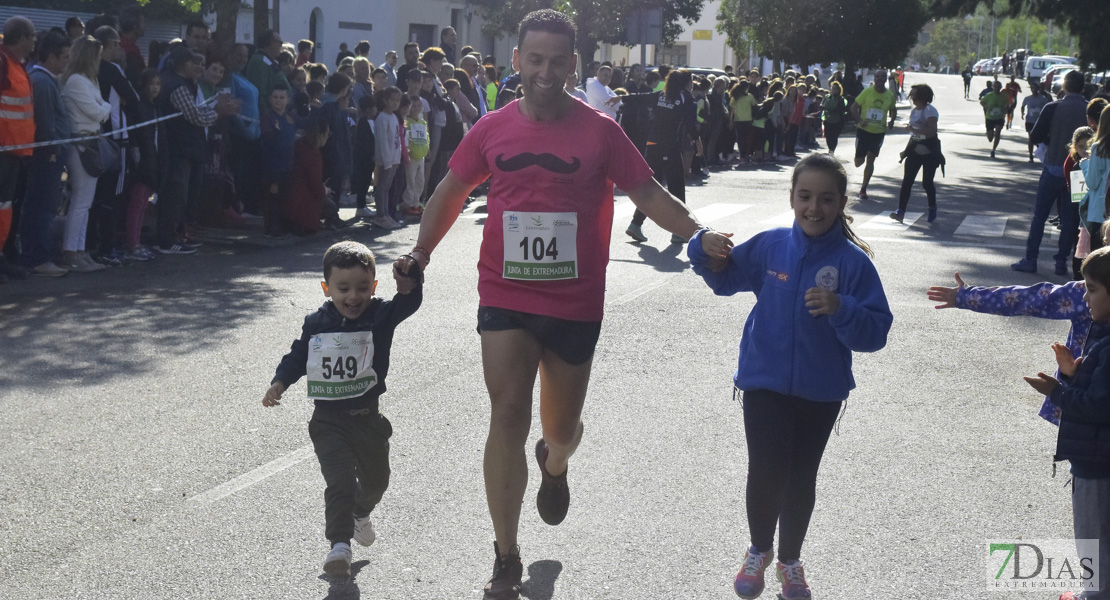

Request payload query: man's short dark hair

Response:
[403,41,419,52]
[185,21,209,36]
[36,28,71,63]
[297,39,313,52]
[257,29,278,50]
[65,17,83,32]
[371,67,385,78]
[119,7,142,35]
[1082,246,1110,290]
[355,40,370,55]
[518,10,576,49]
[326,71,352,95]
[1065,70,1085,94]
[323,241,376,281]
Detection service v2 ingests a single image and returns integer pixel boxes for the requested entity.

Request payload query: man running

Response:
[980,80,1007,158]
[850,69,897,200]
[393,10,733,600]
[1002,74,1022,129]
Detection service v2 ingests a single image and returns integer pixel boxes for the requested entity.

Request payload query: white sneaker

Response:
[32,261,69,277]
[323,542,352,577]
[386,216,404,229]
[371,216,394,229]
[352,515,376,547]
[355,207,375,218]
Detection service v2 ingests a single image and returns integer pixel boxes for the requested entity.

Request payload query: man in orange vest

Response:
[0,16,35,283]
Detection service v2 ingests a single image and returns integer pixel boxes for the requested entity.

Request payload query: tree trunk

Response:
[213,0,238,48]
[254,0,270,43]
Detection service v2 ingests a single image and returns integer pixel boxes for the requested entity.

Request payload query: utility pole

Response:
[989,16,995,57]
[1046,19,1052,54]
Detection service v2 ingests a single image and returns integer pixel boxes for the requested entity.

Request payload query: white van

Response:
[1026,55,1077,80]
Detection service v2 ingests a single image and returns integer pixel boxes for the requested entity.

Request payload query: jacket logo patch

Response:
[767,269,789,282]
[816,266,839,291]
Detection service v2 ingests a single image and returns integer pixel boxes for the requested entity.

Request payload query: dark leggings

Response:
[632,144,685,226]
[824,121,844,154]
[897,151,938,214]
[743,388,842,563]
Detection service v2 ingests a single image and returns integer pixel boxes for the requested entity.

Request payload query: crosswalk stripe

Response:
[859,212,923,230]
[955,214,1008,237]
[694,203,751,222]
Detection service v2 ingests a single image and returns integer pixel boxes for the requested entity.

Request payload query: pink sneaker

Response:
[733,545,771,599]
[776,560,812,600]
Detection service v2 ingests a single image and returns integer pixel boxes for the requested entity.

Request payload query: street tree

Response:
[469,0,705,69]
[717,0,928,73]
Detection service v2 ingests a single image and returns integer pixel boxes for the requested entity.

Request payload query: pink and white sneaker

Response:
[733,545,772,599]
[776,560,812,600]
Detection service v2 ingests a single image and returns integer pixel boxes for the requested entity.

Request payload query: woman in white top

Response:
[60,36,111,272]
[891,83,941,224]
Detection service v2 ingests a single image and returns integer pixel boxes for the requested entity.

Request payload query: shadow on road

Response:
[522,559,563,600]
[318,559,369,599]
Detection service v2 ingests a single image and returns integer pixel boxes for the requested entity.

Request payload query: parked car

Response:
[1026,55,1077,81]
[1044,63,1079,93]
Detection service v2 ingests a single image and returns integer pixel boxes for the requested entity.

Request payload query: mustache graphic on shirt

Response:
[495,152,581,174]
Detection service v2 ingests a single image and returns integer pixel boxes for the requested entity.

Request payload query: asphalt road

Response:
[0,72,1082,599]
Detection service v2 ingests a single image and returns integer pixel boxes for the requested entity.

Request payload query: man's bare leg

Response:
[481,329,542,556]
[537,349,592,476]
[860,153,877,195]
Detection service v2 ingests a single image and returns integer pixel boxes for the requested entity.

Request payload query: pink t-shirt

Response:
[449,99,654,322]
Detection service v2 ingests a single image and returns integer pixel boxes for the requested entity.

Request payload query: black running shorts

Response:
[854,129,886,161]
[476,306,601,366]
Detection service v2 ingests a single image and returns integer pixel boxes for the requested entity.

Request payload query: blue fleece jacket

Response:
[689,222,892,402]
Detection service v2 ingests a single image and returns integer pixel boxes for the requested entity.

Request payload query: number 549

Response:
[322,356,358,379]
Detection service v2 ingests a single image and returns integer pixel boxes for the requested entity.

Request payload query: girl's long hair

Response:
[61,36,102,87]
[791,153,874,257]
[1096,105,1110,159]
[663,69,691,102]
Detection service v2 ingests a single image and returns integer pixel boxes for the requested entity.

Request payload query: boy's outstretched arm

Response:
[263,381,286,407]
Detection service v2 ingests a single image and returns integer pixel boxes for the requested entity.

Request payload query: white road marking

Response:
[859,212,923,230]
[610,277,676,306]
[955,214,1009,237]
[694,203,752,222]
[188,446,315,504]
[760,211,796,227]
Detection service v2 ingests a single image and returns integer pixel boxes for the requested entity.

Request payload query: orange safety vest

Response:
[0,48,34,156]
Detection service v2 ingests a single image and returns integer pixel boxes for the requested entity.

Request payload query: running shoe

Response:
[928,207,937,223]
[352,514,376,547]
[776,560,812,600]
[857,190,869,201]
[483,542,522,599]
[125,247,154,262]
[733,545,772,599]
[355,206,375,219]
[323,542,352,578]
[371,216,396,229]
[1010,258,1037,273]
[625,223,647,243]
[1055,262,1068,276]
[78,252,108,271]
[32,262,69,277]
[157,244,197,255]
[671,233,687,245]
[534,438,569,525]
[990,150,996,159]
[889,211,904,223]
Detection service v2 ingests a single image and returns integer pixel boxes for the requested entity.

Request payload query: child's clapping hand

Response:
[1023,372,1060,396]
[927,272,966,309]
[1051,341,1082,377]
[805,287,840,316]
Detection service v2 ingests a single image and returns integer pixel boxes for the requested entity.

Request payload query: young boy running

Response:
[263,241,422,577]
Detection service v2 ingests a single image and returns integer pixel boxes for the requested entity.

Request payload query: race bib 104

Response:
[502,211,578,280]
[306,331,377,400]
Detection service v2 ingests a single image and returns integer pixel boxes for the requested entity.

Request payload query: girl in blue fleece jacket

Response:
[689,153,892,600]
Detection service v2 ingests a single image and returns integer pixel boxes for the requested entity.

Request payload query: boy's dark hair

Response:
[297,39,313,52]
[1083,246,1110,289]
[355,40,370,55]
[371,67,386,78]
[517,9,575,49]
[326,72,352,95]
[36,27,71,63]
[399,94,412,109]
[358,94,376,111]
[306,80,325,97]
[307,63,328,80]
[185,21,209,37]
[256,29,278,50]
[65,17,83,32]
[271,81,290,93]
[323,241,376,281]
[405,68,422,82]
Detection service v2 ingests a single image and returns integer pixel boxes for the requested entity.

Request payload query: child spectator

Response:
[402,94,429,216]
[306,79,325,110]
[259,82,298,236]
[689,153,892,600]
[372,86,403,229]
[263,240,422,578]
[319,72,354,229]
[351,94,378,220]
[1024,246,1110,600]
[283,116,329,235]
[389,94,412,221]
[124,68,164,261]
